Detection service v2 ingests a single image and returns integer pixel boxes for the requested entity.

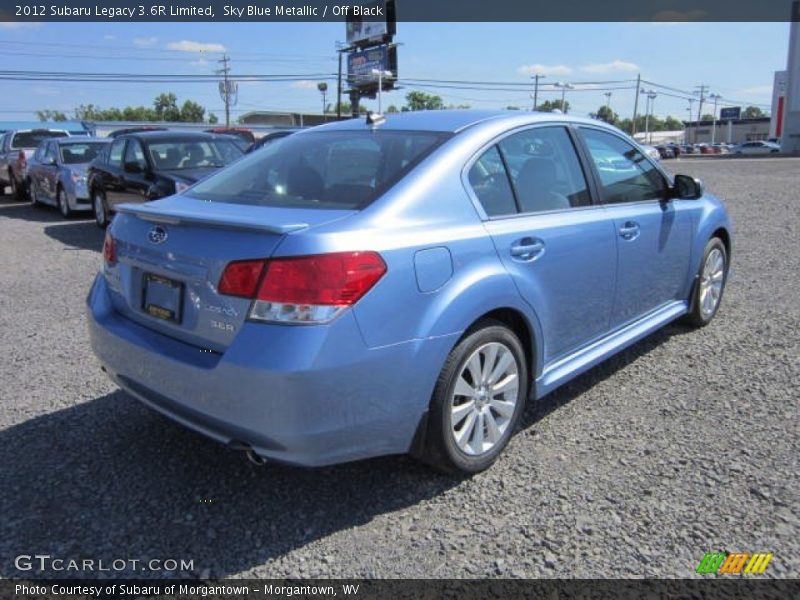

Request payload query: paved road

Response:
[0,158,797,579]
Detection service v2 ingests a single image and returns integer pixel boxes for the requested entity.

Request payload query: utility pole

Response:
[632,73,641,136]
[694,84,708,123]
[531,73,545,111]
[604,91,612,109]
[709,93,721,144]
[686,98,695,144]
[217,54,232,127]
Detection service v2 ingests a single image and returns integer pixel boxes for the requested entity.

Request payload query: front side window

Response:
[187,130,449,210]
[580,128,667,204]
[124,139,147,170]
[147,140,242,171]
[498,126,591,213]
[467,146,517,217]
[109,139,126,167]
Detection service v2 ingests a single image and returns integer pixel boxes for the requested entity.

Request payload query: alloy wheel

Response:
[699,247,725,318]
[450,342,519,456]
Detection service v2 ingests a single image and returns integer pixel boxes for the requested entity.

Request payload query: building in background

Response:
[770,71,788,140]
[780,1,800,153]
[683,117,771,144]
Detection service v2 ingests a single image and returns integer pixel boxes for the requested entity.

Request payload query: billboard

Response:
[719,107,741,120]
[346,1,396,47]
[347,45,397,92]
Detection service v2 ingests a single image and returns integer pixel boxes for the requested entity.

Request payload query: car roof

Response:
[305,109,616,134]
[52,136,109,145]
[117,130,233,142]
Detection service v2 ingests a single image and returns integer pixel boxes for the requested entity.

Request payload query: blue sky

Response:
[0,21,790,122]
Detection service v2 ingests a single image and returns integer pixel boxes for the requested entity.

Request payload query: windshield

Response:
[59,142,107,165]
[147,139,243,171]
[186,130,449,210]
[12,131,68,149]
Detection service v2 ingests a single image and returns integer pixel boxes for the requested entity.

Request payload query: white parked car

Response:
[641,144,661,161]
[732,141,780,155]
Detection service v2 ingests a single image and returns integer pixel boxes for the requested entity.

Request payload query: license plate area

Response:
[142,274,184,324]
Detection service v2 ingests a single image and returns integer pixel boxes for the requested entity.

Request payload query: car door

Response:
[41,142,60,201]
[102,138,129,209]
[577,126,693,329]
[467,125,618,364]
[117,138,152,205]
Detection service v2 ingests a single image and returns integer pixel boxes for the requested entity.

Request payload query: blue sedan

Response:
[28,137,110,217]
[87,111,732,473]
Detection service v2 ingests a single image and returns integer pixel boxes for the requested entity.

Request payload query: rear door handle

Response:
[618,221,641,240]
[510,237,545,261]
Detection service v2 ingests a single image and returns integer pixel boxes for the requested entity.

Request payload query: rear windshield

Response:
[147,139,243,170]
[185,130,450,210]
[12,130,68,149]
[59,142,107,164]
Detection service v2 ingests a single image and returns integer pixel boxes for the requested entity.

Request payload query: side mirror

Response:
[124,161,144,174]
[672,174,704,200]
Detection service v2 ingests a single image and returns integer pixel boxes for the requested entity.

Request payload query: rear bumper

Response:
[87,274,457,466]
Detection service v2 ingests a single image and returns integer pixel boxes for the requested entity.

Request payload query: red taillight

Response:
[17,151,26,167]
[218,259,266,298]
[103,232,116,265]
[257,252,386,305]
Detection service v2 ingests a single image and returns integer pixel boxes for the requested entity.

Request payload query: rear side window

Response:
[11,130,68,149]
[468,146,517,217]
[186,130,449,209]
[498,126,591,213]
[580,128,667,203]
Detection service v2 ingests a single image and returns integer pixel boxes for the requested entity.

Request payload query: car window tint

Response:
[467,146,517,217]
[147,140,242,170]
[187,130,449,210]
[124,139,147,169]
[60,143,106,165]
[498,126,590,213]
[43,143,57,163]
[11,131,68,149]
[580,128,667,203]
[109,139,126,167]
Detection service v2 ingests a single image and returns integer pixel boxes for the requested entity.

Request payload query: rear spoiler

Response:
[116,203,309,234]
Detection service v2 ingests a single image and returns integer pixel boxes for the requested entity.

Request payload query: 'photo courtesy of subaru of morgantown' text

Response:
[0,0,797,598]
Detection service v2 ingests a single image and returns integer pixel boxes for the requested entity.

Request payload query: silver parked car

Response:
[0,128,70,200]
[732,140,781,155]
[27,137,110,217]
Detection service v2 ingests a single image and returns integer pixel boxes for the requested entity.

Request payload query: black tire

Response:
[57,187,71,218]
[420,319,528,474]
[683,237,728,328]
[93,189,108,229]
[10,173,27,202]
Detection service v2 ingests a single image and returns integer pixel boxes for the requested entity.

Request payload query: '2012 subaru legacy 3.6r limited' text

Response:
[87,111,731,473]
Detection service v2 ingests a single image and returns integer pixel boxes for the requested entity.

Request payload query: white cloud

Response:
[133,36,158,47]
[167,40,226,53]
[0,22,42,30]
[580,60,639,74]
[190,58,209,67]
[103,34,117,40]
[517,64,573,77]
[291,80,320,90]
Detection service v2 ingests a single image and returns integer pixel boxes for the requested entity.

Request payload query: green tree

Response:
[208,113,219,124]
[505,106,521,110]
[664,116,684,130]
[405,91,444,111]
[36,109,68,122]
[536,99,570,113]
[179,100,205,123]
[153,92,179,121]
[742,106,765,119]
[701,113,714,122]
[591,105,619,125]
[386,104,399,113]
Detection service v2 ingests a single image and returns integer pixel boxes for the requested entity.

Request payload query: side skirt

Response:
[534,300,688,400]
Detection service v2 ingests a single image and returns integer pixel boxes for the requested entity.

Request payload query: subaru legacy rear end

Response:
[87,125,454,466]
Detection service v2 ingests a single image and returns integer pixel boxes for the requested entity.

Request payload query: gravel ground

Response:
[0,157,797,580]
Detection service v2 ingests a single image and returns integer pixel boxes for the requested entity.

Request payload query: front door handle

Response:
[618,221,641,240]
[510,237,545,261]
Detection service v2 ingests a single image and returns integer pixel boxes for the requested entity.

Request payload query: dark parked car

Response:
[655,145,675,159]
[27,137,110,217]
[246,129,301,153]
[87,130,244,228]
[0,128,70,199]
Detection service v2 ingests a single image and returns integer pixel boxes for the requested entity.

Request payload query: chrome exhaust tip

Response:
[246,449,268,466]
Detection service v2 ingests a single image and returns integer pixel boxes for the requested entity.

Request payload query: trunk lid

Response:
[107,195,356,351]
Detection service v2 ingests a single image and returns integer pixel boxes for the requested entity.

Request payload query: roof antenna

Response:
[366,111,386,128]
